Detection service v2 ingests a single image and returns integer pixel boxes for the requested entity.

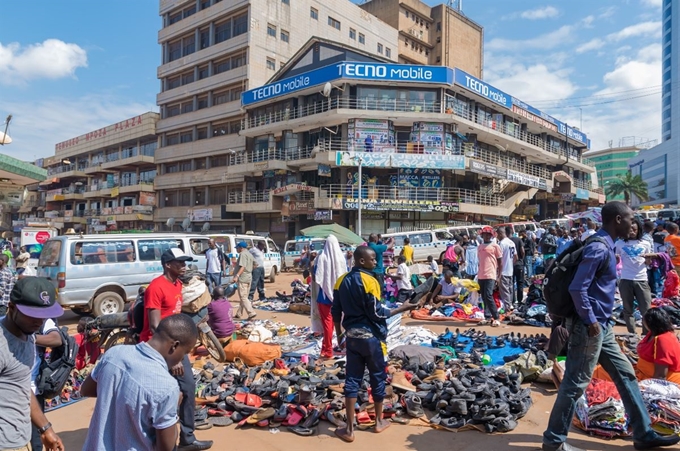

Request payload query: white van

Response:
[209,233,281,282]
[37,233,210,316]
[282,238,327,270]
[381,229,455,262]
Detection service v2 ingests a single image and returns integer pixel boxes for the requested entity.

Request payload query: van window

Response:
[435,230,453,241]
[212,237,231,254]
[412,233,432,245]
[525,223,536,232]
[137,239,184,261]
[267,239,279,252]
[190,238,210,255]
[38,240,61,267]
[73,240,135,264]
[253,238,266,251]
[286,242,297,252]
[391,236,405,246]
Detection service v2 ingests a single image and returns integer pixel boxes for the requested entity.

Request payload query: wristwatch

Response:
[38,422,52,435]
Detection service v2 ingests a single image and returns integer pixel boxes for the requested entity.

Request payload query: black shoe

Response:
[634,433,680,450]
[178,440,214,451]
[541,443,586,451]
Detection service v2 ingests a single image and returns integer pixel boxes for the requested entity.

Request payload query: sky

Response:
[0,0,666,160]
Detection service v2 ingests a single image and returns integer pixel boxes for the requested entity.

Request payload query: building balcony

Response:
[47,188,84,202]
[220,190,281,213]
[240,97,594,173]
[119,181,155,194]
[84,163,110,174]
[45,164,88,180]
[102,154,155,170]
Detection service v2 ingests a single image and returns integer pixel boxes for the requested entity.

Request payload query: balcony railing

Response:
[319,184,505,207]
[47,163,89,176]
[226,190,270,204]
[242,96,591,165]
[466,146,552,180]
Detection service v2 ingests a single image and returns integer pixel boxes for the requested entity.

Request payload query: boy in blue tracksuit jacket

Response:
[331,246,417,443]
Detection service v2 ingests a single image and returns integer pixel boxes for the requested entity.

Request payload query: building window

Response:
[168,11,182,25]
[230,87,243,102]
[282,0,289,4]
[197,96,208,109]
[436,36,441,43]
[167,76,180,90]
[166,104,180,118]
[180,131,193,143]
[166,133,180,146]
[233,13,248,35]
[181,71,194,85]
[183,5,196,18]
[377,43,383,54]
[310,7,318,19]
[436,56,441,63]
[181,102,193,114]
[213,90,229,106]
[358,33,365,44]
[200,0,210,10]
[197,128,208,140]
[267,24,277,37]
[437,22,441,31]
[200,28,210,49]
[168,39,181,62]
[198,65,209,79]
[386,47,391,58]
[349,28,356,40]
[182,35,195,56]
[266,58,276,70]
[281,30,289,42]
[214,20,232,44]
[210,155,228,167]
[214,58,231,74]
[328,16,341,30]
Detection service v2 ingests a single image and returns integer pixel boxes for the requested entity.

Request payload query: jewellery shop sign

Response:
[342,198,459,213]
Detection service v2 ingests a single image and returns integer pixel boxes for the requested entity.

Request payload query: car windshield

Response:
[38,240,61,267]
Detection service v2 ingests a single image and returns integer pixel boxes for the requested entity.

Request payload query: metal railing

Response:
[242,96,591,165]
[47,164,90,176]
[319,184,505,207]
[466,146,552,180]
[226,190,270,204]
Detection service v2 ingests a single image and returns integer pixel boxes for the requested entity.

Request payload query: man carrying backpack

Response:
[540,227,558,272]
[541,201,680,451]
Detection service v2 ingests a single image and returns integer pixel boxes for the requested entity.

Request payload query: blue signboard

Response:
[575,188,590,200]
[242,62,453,106]
[511,97,588,145]
[453,69,512,110]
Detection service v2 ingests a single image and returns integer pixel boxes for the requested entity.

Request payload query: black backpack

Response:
[541,234,557,255]
[543,236,610,318]
[36,327,79,399]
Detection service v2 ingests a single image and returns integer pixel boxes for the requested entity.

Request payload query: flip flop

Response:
[356,411,373,424]
[209,416,234,427]
[246,407,276,425]
[283,405,304,426]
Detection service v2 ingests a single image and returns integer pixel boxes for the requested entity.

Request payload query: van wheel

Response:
[269,267,277,283]
[93,292,124,317]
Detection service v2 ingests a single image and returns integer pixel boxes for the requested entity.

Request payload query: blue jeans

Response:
[345,336,387,402]
[206,272,221,293]
[543,316,655,447]
[524,255,534,279]
[648,267,661,297]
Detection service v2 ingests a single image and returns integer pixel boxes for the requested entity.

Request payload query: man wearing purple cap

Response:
[0,277,64,451]
[233,242,256,320]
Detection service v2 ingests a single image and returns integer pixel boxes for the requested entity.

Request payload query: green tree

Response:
[605,172,649,204]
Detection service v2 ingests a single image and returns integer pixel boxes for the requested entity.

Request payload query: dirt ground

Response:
[51,271,639,450]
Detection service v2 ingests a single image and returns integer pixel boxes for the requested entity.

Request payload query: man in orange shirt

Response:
[477,226,503,327]
[664,222,680,273]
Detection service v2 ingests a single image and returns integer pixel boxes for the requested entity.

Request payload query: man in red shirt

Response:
[140,248,212,451]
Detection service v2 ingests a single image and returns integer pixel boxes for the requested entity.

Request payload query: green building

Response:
[583,145,640,201]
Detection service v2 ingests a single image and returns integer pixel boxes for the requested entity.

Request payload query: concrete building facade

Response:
[359,0,483,77]
[154,0,401,232]
[233,40,599,241]
[35,113,159,233]
[628,0,679,205]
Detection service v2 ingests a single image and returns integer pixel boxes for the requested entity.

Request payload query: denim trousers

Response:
[345,336,387,402]
[248,266,266,300]
[206,272,221,292]
[543,316,654,447]
[524,255,535,279]
[176,354,197,446]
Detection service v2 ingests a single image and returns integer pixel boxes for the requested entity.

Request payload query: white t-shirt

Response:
[396,263,413,291]
[205,248,222,273]
[581,229,596,240]
[498,238,517,277]
[429,260,439,275]
[615,239,652,281]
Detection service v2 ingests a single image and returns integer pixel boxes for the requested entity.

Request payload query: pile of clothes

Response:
[574,378,629,438]
[504,278,553,328]
[640,379,680,434]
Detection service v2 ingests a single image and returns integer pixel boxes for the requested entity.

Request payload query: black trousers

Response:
[176,354,196,445]
[479,279,499,320]
[513,265,525,304]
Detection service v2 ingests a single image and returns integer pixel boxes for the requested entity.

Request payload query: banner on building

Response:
[336,151,465,170]
[139,192,156,206]
[318,164,331,177]
[110,187,119,198]
[288,200,315,215]
[469,160,508,178]
[341,198,459,213]
[187,208,213,222]
[575,188,589,200]
[314,210,332,221]
[506,169,548,190]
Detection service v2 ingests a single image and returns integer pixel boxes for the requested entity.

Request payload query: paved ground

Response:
[51,271,637,450]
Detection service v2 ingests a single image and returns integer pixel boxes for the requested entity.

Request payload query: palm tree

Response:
[605,172,648,204]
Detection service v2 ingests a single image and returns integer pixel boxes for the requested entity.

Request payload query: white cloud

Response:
[577,38,606,53]
[641,0,663,8]
[486,26,573,52]
[2,95,157,159]
[581,15,596,28]
[0,39,87,85]
[520,6,559,20]
[607,21,661,41]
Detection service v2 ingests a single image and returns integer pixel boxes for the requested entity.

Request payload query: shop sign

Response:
[454,69,511,109]
[351,119,390,129]
[575,188,589,200]
[506,169,548,190]
[314,210,332,221]
[511,98,587,145]
[341,198,459,213]
[288,200,315,214]
[511,105,558,132]
[272,184,314,196]
[132,205,153,213]
[187,208,213,222]
[336,151,465,170]
[139,192,156,206]
[598,194,606,204]
[561,193,574,201]
[469,160,507,178]
[318,164,331,177]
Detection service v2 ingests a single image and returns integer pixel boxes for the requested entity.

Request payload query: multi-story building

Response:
[153,0,484,234]
[359,0,483,77]
[628,0,677,204]
[36,113,159,233]
[231,38,599,239]
[584,145,641,202]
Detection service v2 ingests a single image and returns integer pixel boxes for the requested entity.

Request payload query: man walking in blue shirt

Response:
[542,201,680,451]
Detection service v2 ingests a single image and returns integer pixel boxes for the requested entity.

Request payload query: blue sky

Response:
[0,0,665,159]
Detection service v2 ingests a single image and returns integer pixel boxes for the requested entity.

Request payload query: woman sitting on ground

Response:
[592,308,680,384]
[636,307,680,384]
[207,286,235,345]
